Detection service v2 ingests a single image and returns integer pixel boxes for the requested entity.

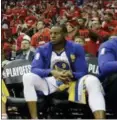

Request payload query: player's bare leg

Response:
[2,102,7,119]
[27,101,38,119]
[93,110,105,119]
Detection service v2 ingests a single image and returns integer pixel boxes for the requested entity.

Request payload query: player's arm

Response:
[72,44,88,80]
[31,48,52,77]
[98,47,117,75]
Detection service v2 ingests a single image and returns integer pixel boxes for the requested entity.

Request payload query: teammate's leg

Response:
[104,76,117,117]
[80,75,106,119]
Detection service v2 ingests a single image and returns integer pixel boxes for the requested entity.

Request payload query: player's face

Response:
[50,27,65,45]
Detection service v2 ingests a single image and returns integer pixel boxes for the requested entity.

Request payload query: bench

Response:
[3,59,116,119]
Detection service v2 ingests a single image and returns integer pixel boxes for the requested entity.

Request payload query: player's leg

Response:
[22,73,58,119]
[2,101,7,119]
[79,75,106,119]
[2,80,9,119]
[104,75,117,117]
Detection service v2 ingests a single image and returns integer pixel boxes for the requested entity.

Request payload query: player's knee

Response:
[23,72,39,85]
[23,73,42,86]
[85,75,100,89]
[23,73,32,85]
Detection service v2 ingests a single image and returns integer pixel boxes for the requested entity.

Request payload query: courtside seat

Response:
[48,91,93,119]
[6,95,48,119]
[3,60,48,119]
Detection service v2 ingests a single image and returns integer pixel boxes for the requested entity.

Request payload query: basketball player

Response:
[23,25,105,119]
[98,36,117,117]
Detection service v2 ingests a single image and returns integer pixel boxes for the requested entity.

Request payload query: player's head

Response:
[50,24,67,45]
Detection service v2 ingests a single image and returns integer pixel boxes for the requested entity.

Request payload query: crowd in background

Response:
[1,0,117,65]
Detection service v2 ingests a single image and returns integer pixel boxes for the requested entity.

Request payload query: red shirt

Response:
[59,7,67,17]
[1,28,12,41]
[79,29,89,38]
[16,34,25,51]
[102,20,117,33]
[94,29,110,43]
[25,15,38,27]
[112,26,117,35]
[84,40,99,56]
[5,9,13,21]
[19,8,27,20]
[10,19,21,34]
[31,28,50,48]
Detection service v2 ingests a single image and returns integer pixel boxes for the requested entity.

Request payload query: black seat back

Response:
[3,59,31,97]
[86,57,98,76]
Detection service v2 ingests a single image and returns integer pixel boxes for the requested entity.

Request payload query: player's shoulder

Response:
[36,42,51,51]
[99,37,117,50]
[67,40,83,49]
[67,41,85,54]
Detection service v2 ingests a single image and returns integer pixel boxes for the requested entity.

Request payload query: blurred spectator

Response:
[16,24,28,51]
[74,36,85,46]
[91,20,110,43]
[31,20,50,48]
[85,31,99,56]
[77,18,89,39]
[102,12,117,33]
[65,21,78,40]
[16,35,35,62]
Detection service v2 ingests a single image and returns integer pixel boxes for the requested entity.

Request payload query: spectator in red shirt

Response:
[10,15,21,35]
[102,12,117,33]
[31,20,50,48]
[91,20,110,43]
[77,18,89,39]
[65,21,78,40]
[64,5,80,20]
[85,31,99,56]
[25,11,38,28]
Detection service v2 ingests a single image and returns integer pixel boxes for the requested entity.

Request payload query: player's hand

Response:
[51,70,71,84]
[63,70,73,78]
[51,70,64,79]
[60,70,74,84]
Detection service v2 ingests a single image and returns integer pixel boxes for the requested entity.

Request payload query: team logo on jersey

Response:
[70,54,76,62]
[35,53,40,60]
[53,61,70,71]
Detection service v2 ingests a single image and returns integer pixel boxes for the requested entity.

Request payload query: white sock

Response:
[2,113,7,119]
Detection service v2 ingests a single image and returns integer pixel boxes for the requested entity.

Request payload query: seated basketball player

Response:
[98,36,117,116]
[23,25,106,119]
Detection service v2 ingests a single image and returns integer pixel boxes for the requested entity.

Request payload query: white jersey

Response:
[50,51,71,71]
